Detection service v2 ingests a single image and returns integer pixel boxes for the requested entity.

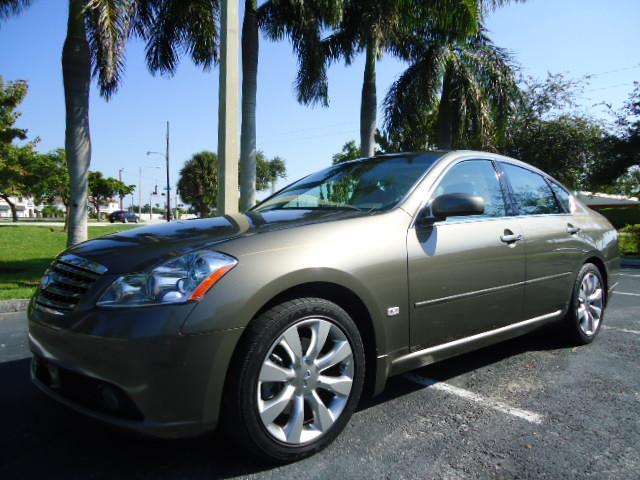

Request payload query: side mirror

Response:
[418,193,485,225]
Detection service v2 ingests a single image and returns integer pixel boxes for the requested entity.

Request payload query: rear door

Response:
[498,162,584,318]
[407,159,526,350]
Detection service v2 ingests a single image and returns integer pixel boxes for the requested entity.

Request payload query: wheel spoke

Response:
[589,288,603,303]
[589,304,602,319]
[586,310,594,334]
[306,321,331,361]
[318,374,353,397]
[260,360,294,383]
[280,327,303,365]
[316,340,352,372]
[308,391,335,432]
[259,385,294,425]
[284,395,304,443]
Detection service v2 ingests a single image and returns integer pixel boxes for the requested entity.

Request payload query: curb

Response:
[0,299,29,314]
[621,257,640,268]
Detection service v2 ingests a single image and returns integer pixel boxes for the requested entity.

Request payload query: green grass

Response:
[0,225,136,300]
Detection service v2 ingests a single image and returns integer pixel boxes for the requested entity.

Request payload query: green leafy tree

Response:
[31,149,71,224]
[502,74,609,190]
[294,0,480,157]
[256,152,286,193]
[177,151,219,218]
[332,140,361,164]
[384,31,520,151]
[0,76,35,222]
[588,82,640,188]
[88,170,134,218]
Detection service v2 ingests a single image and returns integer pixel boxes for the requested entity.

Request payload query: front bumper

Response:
[28,301,243,438]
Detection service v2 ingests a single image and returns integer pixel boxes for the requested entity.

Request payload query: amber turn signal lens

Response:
[188,264,236,301]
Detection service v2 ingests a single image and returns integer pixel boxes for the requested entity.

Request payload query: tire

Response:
[563,263,606,345]
[223,297,365,463]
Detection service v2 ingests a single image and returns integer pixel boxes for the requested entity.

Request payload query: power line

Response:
[584,64,640,78]
[584,81,636,92]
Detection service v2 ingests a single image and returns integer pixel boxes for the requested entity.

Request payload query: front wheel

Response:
[223,298,365,462]
[563,263,605,345]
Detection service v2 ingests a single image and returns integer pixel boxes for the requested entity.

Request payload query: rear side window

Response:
[549,181,572,213]
[500,163,561,215]
[434,160,506,219]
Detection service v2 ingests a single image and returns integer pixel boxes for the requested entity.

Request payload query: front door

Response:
[408,159,526,350]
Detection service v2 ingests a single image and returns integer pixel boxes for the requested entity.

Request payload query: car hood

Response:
[63,209,361,274]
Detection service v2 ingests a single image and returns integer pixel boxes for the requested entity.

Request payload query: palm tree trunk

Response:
[63,0,91,246]
[1,194,17,222]
[436,71,454,150]
[239,0,258,211]
[360,35,377,157]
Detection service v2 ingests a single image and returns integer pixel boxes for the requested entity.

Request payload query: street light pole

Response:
[165,121,171,222]
[118,168,124,210]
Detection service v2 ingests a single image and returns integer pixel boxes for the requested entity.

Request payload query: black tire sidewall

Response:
[227,298,366,462]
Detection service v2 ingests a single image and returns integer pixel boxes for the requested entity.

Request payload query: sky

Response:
[1,0,639,208]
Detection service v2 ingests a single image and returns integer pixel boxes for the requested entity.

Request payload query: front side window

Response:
[254,154,441,213]
[500,163,561,215]
[433,160,506,219]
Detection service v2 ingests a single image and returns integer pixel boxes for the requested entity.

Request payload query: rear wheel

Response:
[563,263,605,345]
[223,297,365,462]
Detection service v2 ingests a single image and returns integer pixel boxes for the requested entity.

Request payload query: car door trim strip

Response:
[414,272,572,308]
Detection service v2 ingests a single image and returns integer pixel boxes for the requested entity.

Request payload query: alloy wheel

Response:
[257,318,354,445]
[577,272,604,336]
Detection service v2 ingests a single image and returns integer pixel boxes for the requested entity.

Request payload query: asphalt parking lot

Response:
[1,270,638,479]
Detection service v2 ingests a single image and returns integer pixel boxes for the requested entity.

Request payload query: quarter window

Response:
[549,181,572,213]
[500,163,561,215]
[433,160,506,219]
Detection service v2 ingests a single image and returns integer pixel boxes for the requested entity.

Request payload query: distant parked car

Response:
[29,151,619,462]
[108,210,139,223]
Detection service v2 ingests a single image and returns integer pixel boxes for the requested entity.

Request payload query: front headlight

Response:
[97,250,237,307]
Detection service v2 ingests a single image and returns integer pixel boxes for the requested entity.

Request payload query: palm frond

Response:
[143,0,219,76]
[0,0,31,21]
[85,0,139,99]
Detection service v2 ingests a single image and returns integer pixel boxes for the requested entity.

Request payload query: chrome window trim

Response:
[408,154,511,229]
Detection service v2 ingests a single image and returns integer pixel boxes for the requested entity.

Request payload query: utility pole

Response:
[118,168,124,210]
[165,121,171,222]
[217,0,240,215]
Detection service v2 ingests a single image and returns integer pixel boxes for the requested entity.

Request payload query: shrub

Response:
[598,207,640,229]
[619,224,640,256]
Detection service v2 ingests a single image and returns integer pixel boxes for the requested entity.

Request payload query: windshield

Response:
[253,153,442,213]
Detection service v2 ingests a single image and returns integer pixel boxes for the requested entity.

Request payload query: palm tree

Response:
[383,31,520,151]
[294,0,480,157]
[235,0,342,211]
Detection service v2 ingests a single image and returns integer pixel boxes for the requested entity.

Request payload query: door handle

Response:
[500,233,523,244]
[567,224,581,235]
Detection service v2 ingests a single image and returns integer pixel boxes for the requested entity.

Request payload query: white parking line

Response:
[615,291,640,297]
[603,326,640,335]
[402,373,543,425]
[619,273,640,278]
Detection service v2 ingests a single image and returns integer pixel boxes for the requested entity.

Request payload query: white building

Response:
[0,195,120,219]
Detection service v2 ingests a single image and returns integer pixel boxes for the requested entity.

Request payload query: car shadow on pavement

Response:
[0,326,568,479]
[359,324,570,411]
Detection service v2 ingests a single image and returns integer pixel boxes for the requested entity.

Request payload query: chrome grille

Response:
[34,254,107,316]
